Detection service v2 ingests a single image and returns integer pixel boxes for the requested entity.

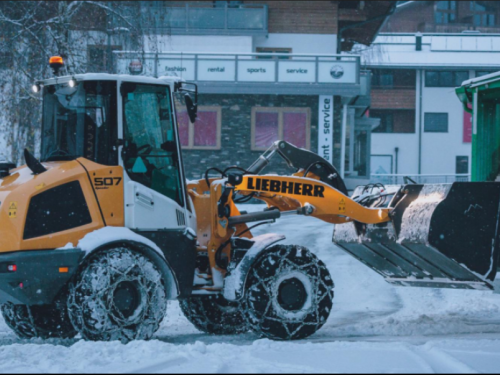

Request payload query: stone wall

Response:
[181,94,323,180]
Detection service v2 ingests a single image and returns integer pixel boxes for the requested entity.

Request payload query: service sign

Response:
[158,59,195,80]
[115,55,358,86]
[238,60,275,82]
[197,60,235,81]
[318,95,334,164]
[278,61,316,83]
[318,61,356,84]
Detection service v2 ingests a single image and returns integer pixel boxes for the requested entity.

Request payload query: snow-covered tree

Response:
[0,1,144,164]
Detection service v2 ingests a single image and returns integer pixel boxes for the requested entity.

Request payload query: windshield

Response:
[121,82,184,206]
[41,81,118,164]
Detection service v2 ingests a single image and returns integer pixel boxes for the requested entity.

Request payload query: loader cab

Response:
[37,73,196,232]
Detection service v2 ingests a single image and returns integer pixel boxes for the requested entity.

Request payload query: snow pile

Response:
[399,184,451,244]
[332,221,360,243]
[0,203,500,372]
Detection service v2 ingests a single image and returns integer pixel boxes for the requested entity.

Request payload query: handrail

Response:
[114,51,360,59]
[370,174,470,184]
[117,2,268,34]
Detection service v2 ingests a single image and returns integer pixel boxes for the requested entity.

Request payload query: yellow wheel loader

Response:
[0,57,499,342]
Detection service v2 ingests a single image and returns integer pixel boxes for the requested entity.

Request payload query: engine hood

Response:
[0,159,104,253]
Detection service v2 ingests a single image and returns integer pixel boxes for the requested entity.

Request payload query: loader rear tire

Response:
[67,247,167,343]
[179,295,248,335]
[1,299,77,340]
[243,245,334,341]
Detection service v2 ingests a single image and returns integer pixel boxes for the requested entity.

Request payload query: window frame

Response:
[178,105,222,150]
[435,1,457,24]
[425,70,469,88]
[370,109,416,134]
[424,112,449,133]
[255,47,292,60]
[470,1,496,26]
[456,155,469,174]
[251,107,311,151]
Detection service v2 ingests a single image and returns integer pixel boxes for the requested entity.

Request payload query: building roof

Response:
[339,1,398,51]
[358,33,500,69]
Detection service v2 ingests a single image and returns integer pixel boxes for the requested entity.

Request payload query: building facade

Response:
[360,1,500,183]
[105,1,395,186]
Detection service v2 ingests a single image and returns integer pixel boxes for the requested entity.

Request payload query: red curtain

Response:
[177,111,190,146]
[283,112,307,148]
[194,111,218,147]
[255,111,279,148]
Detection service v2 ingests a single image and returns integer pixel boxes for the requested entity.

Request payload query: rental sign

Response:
[116,56,357,85]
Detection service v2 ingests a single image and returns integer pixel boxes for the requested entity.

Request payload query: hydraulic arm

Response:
[190,140,500,294]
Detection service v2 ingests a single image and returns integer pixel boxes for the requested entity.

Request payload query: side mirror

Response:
[185,93,197,123]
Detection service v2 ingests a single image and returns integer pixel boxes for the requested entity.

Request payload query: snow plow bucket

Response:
[334,183,500,290]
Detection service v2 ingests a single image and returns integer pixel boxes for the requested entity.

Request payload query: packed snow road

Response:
[0,205,500,373]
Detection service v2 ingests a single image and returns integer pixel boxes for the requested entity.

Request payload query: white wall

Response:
[144,35,253,53]
[420,85,471,175]
[141,33,337,55]
[371,133,420,174]
[253,33,337,55]
[370,69,472,177]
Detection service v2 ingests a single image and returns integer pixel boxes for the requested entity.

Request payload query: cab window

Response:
[121,82,184,206]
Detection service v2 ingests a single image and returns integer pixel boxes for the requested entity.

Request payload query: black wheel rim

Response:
[277,277,307,311]
[113,281,141,319]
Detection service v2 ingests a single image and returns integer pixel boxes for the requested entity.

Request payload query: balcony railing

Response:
[113,2,268,36]
[370,174,470,185]
[114,51,361,85]
[421,22,500,34]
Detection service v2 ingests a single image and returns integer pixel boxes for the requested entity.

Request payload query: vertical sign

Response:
[318,96,334,163]
[463,107,472,143]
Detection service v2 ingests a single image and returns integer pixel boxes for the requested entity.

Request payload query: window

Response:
[177,107,222,150]
[372,69,416,89]
[435,1,457,24]
[41,81,118,165]
[425,71,469,87]
[424,113,448,132]
[456,156,469,174]
[122,82,184,206]
[24,181,92,240]
[256,47,292,60]
[251,107,310,150]
[476,71,495,78]
[371,110,415,133]
[372,70,394,88]
[470,1,496,26]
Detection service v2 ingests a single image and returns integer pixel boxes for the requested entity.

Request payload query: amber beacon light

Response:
[49,56,64,75]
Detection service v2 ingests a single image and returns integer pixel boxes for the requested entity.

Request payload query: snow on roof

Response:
[39,73,182,86]
[460,70,500,88]
[361,33,500,69]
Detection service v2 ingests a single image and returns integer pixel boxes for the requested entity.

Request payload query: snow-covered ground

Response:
[1,205,500,373]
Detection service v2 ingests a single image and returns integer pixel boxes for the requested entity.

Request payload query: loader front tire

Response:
[244,245,334,341]
[67,247,167,343]
[1,299,77,340]
[179,295,248,335]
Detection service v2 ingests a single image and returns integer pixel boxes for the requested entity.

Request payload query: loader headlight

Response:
[31,83,41,93]
[68,78,76,88]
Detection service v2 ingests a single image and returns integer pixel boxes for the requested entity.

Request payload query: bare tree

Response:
[0,1,144,164]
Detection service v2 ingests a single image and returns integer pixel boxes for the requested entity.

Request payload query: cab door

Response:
[120,81,189,231]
